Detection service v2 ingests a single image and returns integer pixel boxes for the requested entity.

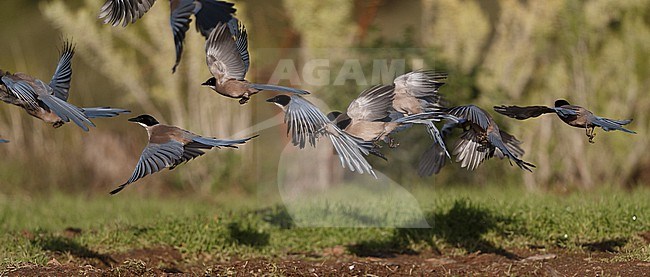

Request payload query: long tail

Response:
[250,83,310,95]
[593,116,636,133]
[82,107,131,118]
[192,135,257,148]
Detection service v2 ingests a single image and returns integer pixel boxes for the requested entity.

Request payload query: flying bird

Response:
[327,85,399,145]
[389,70,453,153]
[110,114,256,194]
[0,41,129,131]
[494,99,635,143]
[98,0,237,72]
[267,94,378,177]
[412,105,535,175]
[203,22,309,104]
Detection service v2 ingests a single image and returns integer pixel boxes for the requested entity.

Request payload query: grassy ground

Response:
[1,184,649,272]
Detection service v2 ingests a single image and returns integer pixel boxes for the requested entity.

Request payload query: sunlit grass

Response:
[1,185,649,268]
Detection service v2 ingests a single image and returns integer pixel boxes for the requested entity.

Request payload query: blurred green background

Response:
[0,0,648,196]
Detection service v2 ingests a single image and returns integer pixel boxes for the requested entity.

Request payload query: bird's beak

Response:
[265,98,275,103]
[201,80,210,86]
[127,117,138,122]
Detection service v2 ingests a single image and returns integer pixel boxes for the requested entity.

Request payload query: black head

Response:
[128,114,159,126]
[266,95,291,106]
[554,99,571,107]
[326,111,342,122]
[201,77,217,87]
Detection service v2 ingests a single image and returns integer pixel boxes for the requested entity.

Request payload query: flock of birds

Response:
[0,0,637,194]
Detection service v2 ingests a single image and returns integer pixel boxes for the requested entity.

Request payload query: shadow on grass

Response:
[227,222,270,247]
[257,205,295,229]
[349,199,520,259]
[34,236,116,266]
[582,238,628,252]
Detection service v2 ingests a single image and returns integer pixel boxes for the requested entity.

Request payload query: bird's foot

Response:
[52,121,64,128]
[388,137,400,148]
[239,97,249,105]
[586,127,596,143]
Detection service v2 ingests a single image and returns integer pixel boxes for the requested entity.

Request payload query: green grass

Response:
[1,185,649,268]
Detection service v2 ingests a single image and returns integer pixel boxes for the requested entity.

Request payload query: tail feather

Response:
[250,83,310,95]
[594,117,636,133]
[82,107,130,118]
[192,135,257,148]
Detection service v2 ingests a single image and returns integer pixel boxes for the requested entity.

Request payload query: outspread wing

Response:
[205,22,247,81]
[1,76,40,108]
[493,105,556,120]
[394,70,446,104]
[346,85,394,122]
[49,41,75,101]
[228,18,250,74]
[453,129,490,171]
[283,95,329,148]
[447,105,490,130]
[110,140,185,194]
[283,95,376,176]
[170,0,196,73]
[99,0,157,27]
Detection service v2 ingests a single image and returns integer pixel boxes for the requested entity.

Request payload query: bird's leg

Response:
[52,121,64,128]
[373,140,384,149]
[586,126,596,143]
[239,96,250,105]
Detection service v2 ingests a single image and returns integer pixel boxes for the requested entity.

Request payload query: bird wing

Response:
[205,22,247,81]
[169,0,196,73]
[194,0,237,37]
[36,82,95,131]
[418,142,447,176]
[493,105,556,120]
[394,70,446,102]
[283,95,376,176]
[283,95,329,148]
[447,105,490,130]
[49,41,75,101]
[110,140,185,194]
[346,85,394,122]
[99,0,157,27]
[453,129,490,171]
[1,76,40,108]
[227,18,250,75]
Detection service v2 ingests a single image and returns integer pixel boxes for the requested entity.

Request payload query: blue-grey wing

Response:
[110,141,185,194]
[228,18,250,75]
[99,0,157,27]
[170,0,195,73]
[447,105,490,130]
[1,77,39,108]
[284,95,329,148]
[49,41,75,101]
